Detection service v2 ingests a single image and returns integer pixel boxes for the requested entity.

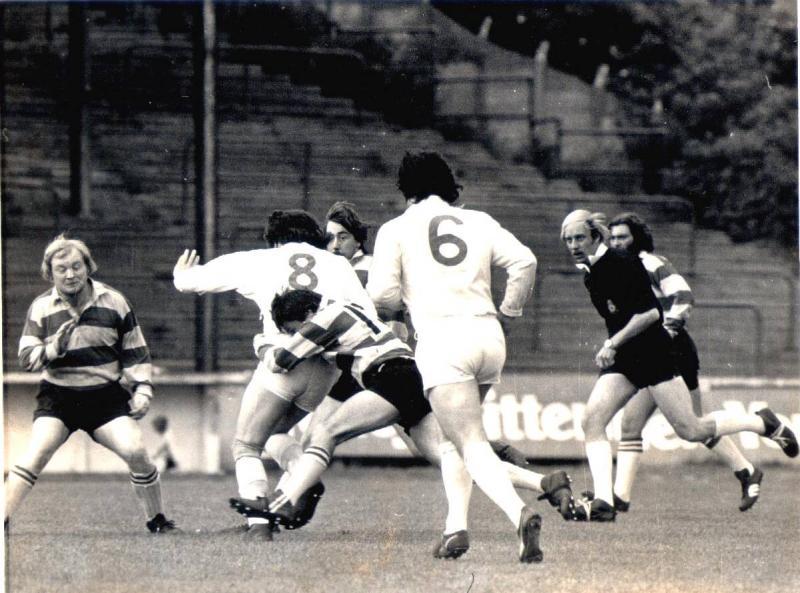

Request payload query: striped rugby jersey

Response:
[639,251,694,332]
[266,300,412,387]
[18,279,153,395]
[349,250,372,288]
[367,196,536,335]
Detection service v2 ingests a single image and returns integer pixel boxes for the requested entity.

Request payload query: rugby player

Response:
[230,290,575,553]
[560,209,798,522]
[173,210,374,540]
[367,152,545,563]
[6,234,176,533]
[607,212,762,512]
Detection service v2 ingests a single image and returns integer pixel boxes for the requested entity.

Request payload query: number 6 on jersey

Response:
[428,215,468,266]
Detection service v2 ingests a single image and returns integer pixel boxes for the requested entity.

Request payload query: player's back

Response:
[371,197,511,329]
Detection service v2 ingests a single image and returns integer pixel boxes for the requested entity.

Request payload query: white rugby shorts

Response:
[250,356,340,412]
[414,316,506,391]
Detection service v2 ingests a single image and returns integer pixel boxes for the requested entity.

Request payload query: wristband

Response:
[603,339,616,350]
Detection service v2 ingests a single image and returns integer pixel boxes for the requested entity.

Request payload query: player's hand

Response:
[664,325,678,338]
[52,318,78,356]
[173,249,200,275]
[129,392,152,420]
[595,344,616,369]
[497,313,516,336]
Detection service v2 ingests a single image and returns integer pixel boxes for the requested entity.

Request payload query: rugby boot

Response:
[756,408,799,458]
[735,467,763,512]
[581,489,629,512]
[491,440,531,468]
[432,530,470,559]
[572,495,616,522]
[242,523,273,541]
[288,482,325,530]
[537,470,576,520]
[146,513,178,534]
[517,506,543,563]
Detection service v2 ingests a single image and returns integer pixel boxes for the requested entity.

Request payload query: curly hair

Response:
[608,212,655,253]
[396,151,462,204]
[264,209,326,248]
[271,289,322,332]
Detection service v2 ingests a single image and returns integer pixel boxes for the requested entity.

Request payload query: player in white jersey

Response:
[607,212,762,512]
[367,152,544,563]
[173,209,374,540]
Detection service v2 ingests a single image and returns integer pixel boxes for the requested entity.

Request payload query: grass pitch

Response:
[5,462,799,593]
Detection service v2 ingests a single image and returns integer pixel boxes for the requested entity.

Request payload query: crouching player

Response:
[5,234,176,533]
[230,289,574,561]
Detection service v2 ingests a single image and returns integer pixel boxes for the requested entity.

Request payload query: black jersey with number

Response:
[584,248,665,344]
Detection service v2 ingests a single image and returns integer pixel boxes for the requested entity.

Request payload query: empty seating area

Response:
[2,4,796,377]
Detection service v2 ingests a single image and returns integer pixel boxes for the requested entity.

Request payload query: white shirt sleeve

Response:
[173,252,253,294]
[490,224,537,317]
[367,223,404,311]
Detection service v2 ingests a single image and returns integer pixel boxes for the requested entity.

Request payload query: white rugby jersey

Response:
[173,243,375,349]
[639,251,694,332]
[367,196,536,333]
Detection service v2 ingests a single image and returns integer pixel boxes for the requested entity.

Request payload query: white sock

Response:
[586,440,614,505]
[614,440,643,502]
[708,411,766,436]
[462,441,525,526]
[503,462,545,492]
[711,436,754,474]
[282,446,331,505]
[439,443,473,534]
[235,457,269,526]
[5,465,38,520]
[130,467,163,519]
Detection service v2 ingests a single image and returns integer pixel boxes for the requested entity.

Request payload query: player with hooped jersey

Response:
[172,209,373,540]
[368,152,546,563]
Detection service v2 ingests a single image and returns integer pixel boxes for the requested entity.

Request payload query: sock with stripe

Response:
[613,439,643,503]
[235,456,270,526]
[130,467,164,519]
[439,442,473,534]
[586,440,614,505]
[462,441,525,527]
[281,445,331,506]
[5,465,38,520]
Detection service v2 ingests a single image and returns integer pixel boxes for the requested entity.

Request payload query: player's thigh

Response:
[427,380,485,450]
[583,373,638,436]
[620,389,658,437]
[17,417,71,472]
[316,390,400,447]
[235,376,294,447]
[92,415,148,460]
[649,377,709,440]
[258,358,340,414]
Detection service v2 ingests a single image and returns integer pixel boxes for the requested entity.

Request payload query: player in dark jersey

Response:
[608,212,762,512]
[560,209,797,522]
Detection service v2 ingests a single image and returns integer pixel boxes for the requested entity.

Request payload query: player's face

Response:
[609,224,634,252]
[281,320,304,334]
[562,222,597,265]
[50,247,89,297]
[326,221,359,260]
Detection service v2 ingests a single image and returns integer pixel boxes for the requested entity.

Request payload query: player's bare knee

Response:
[672,421,708,442]
[122,446,153,472]
[620,416,646,440]
[231,438,263,461]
